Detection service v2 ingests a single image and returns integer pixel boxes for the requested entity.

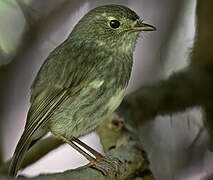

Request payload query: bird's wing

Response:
[9,40,97,176]
[9,86,75,176]
[20,88,70,148]
[26,39,96,131]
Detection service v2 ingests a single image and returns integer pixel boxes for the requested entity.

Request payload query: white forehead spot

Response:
[107,16,118,21]
[89,80,104,89]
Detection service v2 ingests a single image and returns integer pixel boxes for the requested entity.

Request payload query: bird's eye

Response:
[109,20,120,29]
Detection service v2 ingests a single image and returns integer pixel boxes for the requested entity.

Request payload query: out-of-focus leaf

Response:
[0,0,26,65]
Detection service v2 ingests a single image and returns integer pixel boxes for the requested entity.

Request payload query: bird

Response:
[8,4,156,177]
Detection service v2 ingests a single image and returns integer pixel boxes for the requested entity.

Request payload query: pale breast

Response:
[49,78,127,138]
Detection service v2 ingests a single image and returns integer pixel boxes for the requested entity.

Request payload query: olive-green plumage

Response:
[9,4,155,177]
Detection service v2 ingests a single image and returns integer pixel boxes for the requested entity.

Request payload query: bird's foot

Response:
[70,137,121,176]
[88,155,121,177]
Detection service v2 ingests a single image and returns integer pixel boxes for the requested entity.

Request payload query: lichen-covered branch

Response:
[0,114,153,180]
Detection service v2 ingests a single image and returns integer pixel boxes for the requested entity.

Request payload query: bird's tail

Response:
[8,137,31,177]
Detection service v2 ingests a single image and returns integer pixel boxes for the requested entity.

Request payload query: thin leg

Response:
[71,137,120,172]
[54,134,117,176]
[72,137,103,158]
[59,135,95,162]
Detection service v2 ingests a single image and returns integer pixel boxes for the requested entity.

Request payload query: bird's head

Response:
[70,4,156,54]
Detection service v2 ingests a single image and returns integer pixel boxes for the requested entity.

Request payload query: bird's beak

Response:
[134,22,156,31]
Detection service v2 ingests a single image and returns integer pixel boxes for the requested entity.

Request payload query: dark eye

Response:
[109,20,120,29]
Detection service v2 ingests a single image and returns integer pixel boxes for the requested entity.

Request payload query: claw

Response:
[89,155,121,177]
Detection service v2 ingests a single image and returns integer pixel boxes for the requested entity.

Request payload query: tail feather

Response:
[8,139,30,177]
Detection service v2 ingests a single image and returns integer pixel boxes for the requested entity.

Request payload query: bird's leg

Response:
[72,137,103,158]
[56,135,118,176]
[71,137,120,173]
[58,135,95,162]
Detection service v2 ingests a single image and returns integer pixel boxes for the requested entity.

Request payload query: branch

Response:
[118,0,212,123]
[0,114,153,179]
[118,66,213,125]
[2,0,210,178]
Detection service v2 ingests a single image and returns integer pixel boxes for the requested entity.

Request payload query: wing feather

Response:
[9,39,98,176]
